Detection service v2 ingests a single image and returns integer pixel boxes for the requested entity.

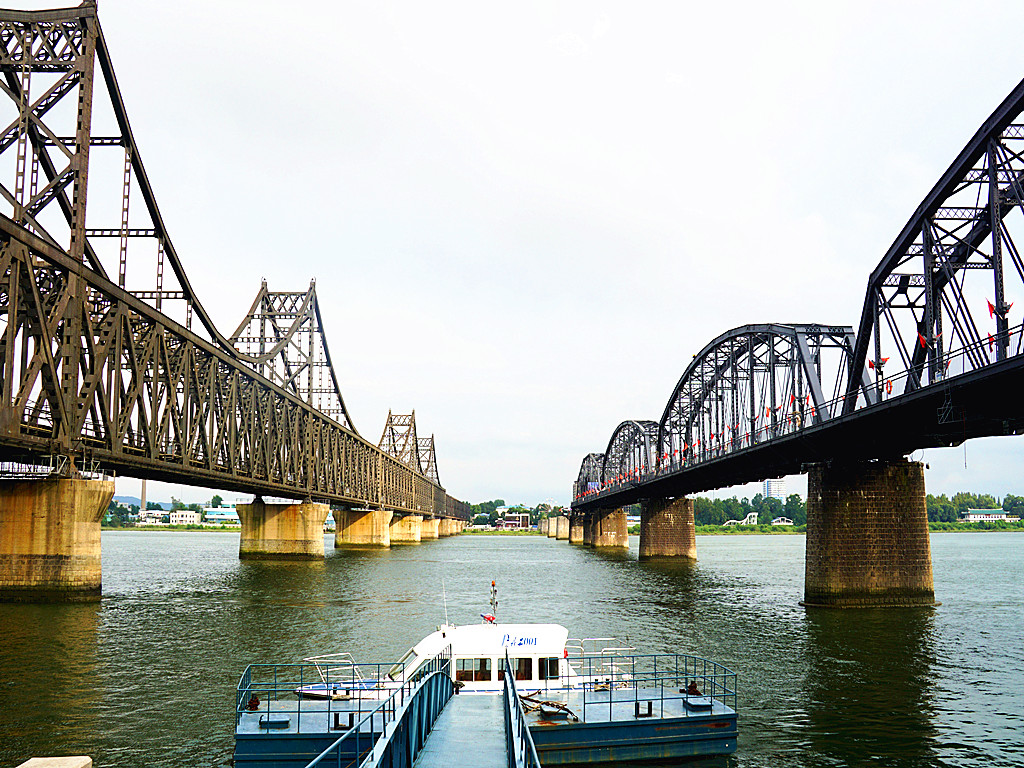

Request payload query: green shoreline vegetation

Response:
[101,522,1024,534]
[103,491,1024,534]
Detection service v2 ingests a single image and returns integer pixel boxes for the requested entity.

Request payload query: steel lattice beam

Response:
[574,77,1024,511]
[0,5,469,520]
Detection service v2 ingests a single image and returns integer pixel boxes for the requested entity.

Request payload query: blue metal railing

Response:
[235,658,402,731]
[502,653,542,768]
[303,645,453,768]
[564,652,737,722]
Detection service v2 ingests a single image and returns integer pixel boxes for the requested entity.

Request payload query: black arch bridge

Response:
[574,77,1024,511]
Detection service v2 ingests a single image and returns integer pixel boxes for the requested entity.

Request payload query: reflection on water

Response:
[0,531,1020,767]
[0,604,100,761]
[803,608,937,767]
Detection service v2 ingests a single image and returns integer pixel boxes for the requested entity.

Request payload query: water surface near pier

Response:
[0,531,1021,767]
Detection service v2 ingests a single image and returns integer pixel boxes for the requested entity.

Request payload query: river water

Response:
[0,531,1021,768]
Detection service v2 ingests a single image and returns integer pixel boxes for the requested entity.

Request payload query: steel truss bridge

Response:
[0,3,468,520]
[575,76,1024,511]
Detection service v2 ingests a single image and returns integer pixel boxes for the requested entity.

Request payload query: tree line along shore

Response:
[101,491,1024,533]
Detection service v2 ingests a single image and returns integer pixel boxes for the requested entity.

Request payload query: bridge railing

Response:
[502,653,542,768]
[577,320,1024,503]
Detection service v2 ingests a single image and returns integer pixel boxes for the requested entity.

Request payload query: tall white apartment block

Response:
[764,478,786,500]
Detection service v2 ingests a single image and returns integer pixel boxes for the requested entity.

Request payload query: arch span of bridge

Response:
[568,76,1024,608]
[0,4,467,601]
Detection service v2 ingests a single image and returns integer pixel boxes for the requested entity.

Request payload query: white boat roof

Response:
[411,622,568,659]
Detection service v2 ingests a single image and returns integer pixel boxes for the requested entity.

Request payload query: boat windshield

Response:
[387,647,417,680]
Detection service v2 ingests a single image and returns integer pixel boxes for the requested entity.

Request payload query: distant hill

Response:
[112,495,170,510]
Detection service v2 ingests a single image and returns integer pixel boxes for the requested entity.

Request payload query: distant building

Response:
[771,517,794,526]
[961,509,1020,522]
[137,509,164,526]
[764,478,786,500]
[204,508,240,526]
[169,510,201,526]
[498,512,530,530]
[724,511,759,526]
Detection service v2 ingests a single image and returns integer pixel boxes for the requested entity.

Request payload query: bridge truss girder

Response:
[417,435,440,485]
[0,217,469,518]
[0,4,252,352]
[0,5,469,520]
[847,80,1024,411]
[229,281,355,432]
[657,324,866,472]
[573,452,604,502]
[601,420,658,488]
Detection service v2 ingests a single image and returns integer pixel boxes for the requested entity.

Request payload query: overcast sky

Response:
[15,0,1024,506]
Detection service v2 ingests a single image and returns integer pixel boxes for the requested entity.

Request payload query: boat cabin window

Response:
[538,657,560,680]
[497,657,533,682]
[455,657,492,682]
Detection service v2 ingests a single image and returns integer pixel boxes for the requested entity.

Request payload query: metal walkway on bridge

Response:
[413,695,507,768]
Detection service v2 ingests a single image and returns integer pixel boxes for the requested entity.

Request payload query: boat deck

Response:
[413,694,507,768]
[523,686,734,726]
[235,697,386,738]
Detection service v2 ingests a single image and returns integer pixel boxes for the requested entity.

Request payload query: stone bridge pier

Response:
[420,516,440,540]
[555,515,570,540]
[568,513,584,544]
[390,514,423,544]
[334,508,392,548]
[587,507,628,549]
[803,459,936,608]
[0,476,114,602]
[237,498,330,559]
[639,497,697,560]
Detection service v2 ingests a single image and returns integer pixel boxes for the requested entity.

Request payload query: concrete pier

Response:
[391,514,423,544]
[238,498,329,560]
[334,508,392,548]
[639,497,697,560]
[555,515,569,540]
[804,459,937,608]
[438,518,455,537]
[593,507,628,549]
[420,516,440,540]
[547,518,558,538]
[0,477,114,602]
[582,514,595,546]
[568,513,584,544]
[538,518,548,535]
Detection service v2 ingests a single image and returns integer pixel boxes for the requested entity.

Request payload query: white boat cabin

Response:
[393,622,573,692]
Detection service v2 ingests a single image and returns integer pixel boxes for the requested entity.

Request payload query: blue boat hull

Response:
[529,712,738,764]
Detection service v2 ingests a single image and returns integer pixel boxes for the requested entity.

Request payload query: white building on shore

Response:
[169,509,201,526]
[961,509,1020,522]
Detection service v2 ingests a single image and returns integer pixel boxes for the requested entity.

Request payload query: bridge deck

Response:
[413,694,507,768]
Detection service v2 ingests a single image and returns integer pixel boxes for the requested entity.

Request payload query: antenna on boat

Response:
[442,579,449,626]
[481,580,499,624]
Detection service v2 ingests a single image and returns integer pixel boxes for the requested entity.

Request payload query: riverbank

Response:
[101,524,241,532]
[461,529,540,535]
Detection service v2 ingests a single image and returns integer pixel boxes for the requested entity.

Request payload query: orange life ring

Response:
[885,380,892,395]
